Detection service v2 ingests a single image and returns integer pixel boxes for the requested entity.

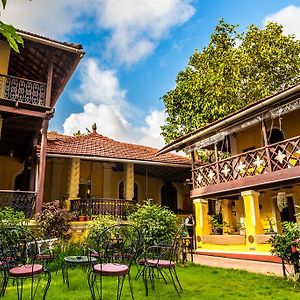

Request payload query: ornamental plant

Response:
[270,222,300,273]
[35,200,73,239]
[87,214,117,243]
[128,200,179,249]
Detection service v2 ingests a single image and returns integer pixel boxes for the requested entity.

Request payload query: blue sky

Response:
[2,0,300,148]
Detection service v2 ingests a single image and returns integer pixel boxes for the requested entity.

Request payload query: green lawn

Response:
[2,264,299,299]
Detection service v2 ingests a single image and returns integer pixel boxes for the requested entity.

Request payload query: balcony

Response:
[0,190,36,218]
[70,198,136,220]
[192,135,300,197]
[0,74,47,108]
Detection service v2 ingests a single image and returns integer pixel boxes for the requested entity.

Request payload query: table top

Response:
[64,255,97,263]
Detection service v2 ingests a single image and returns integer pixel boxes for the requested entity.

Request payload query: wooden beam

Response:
[0,105,45,118]
[45,54,53,107]
[261,120,272,172]
[36,118,49,213]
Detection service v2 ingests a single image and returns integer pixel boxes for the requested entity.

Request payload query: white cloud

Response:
[63,58,166,149]
[74,59,126,106]
[95,0,196,65]
[264,5,300,39]
[2,0,195,65]
[1,0,86,38]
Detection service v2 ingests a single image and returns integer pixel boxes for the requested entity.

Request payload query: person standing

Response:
[185,214,195,249]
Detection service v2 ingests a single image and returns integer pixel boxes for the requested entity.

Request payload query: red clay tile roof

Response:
[45,132,190,166]
[17,29,83,50]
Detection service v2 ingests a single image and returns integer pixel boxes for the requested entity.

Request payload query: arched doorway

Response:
[268,128,284,144]
[161,183,177,212]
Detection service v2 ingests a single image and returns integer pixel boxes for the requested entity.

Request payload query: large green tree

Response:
[161,20,300,143]
[0,0,23,52]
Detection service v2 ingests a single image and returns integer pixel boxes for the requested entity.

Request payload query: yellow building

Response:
[43,127,192,218]
[0,30,84,216]
[159,84,300,258]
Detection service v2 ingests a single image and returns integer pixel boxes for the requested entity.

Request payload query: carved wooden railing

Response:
[193,135,300,189]
[70,198,136,220]
[0,190,36,218]
[0,74,47,106]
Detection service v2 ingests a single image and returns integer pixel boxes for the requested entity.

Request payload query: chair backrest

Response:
[93,224,141,266]
[0,227,38,267]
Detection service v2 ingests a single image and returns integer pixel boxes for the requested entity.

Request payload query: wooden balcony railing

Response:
[0,190,36,218]
[70,198,136,220]
[193,135,300,189]
[0,74,47,107]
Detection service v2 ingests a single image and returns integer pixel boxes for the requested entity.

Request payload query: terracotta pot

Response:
[85,215,90,221]
[78,215,85,222]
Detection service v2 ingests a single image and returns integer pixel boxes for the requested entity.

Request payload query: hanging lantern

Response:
[277,192,288,212]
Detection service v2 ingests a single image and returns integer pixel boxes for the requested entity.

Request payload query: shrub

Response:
[87,214,117,242]
[270,222,300,272]
[0,207,30,249]
[0,207,27,229]
[128,200,179,249]
[35,200,73,239]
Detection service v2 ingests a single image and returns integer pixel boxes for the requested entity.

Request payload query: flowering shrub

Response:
[35,200,73,239]
[270,222,300,272]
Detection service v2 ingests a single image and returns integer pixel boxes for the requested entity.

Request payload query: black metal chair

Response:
[0,228,51,300]
[87,224,141,300]
[141,238,183,297]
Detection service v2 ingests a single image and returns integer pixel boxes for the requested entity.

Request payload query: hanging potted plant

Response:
[277,192,288,212]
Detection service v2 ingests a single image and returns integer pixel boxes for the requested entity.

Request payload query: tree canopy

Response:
[0,0,24,52]
[161,20,300,144]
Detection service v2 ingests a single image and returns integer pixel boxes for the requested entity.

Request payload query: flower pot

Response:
[78,215,85,222]
[85,215,90,221]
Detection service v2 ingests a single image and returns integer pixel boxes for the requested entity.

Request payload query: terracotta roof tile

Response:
[46,132,190,166]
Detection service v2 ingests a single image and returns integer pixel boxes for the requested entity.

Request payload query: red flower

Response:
[291,246,298,254]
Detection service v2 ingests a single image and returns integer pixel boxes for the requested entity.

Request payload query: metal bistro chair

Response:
[87,224,141,300]
[141,238,183,297]
[34,238,59,268]
[0,228,51,300]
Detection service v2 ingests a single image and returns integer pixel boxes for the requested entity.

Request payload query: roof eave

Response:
[158,83,300,155]
[17,31,85,56]
[45,153,191,168]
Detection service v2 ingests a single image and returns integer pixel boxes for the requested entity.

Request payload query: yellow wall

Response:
[0,40,11,75]
[43,158,189,210]
[235,109,300,155]
[0,156,23,189]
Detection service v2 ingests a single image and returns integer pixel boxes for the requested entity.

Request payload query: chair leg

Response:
[128,273,134,300]
[172,268,183,290]
[0,271,8,298]
[87,269,96,300]
[117,275,126,300]
[142,266,149,296]
[16,279,24,300]
[135,265,143,280]
[168,268,181,296]
[43,270,51,300]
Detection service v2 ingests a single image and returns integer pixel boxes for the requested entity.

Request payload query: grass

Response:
[2,263,299,299]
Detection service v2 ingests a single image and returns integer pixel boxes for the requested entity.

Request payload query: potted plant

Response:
[78,210,85,222]
[209,214,224,235]
[237,222,246,236]
[264,217,276,234]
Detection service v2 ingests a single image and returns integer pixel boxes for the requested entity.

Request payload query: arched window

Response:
[160,183,177,212]
[119,182,138,201]
[268,128,284,145]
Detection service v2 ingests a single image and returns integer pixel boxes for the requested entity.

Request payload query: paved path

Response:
[192,254,293,276]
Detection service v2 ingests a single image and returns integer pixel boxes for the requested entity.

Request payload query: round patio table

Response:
[62,255,97,288]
